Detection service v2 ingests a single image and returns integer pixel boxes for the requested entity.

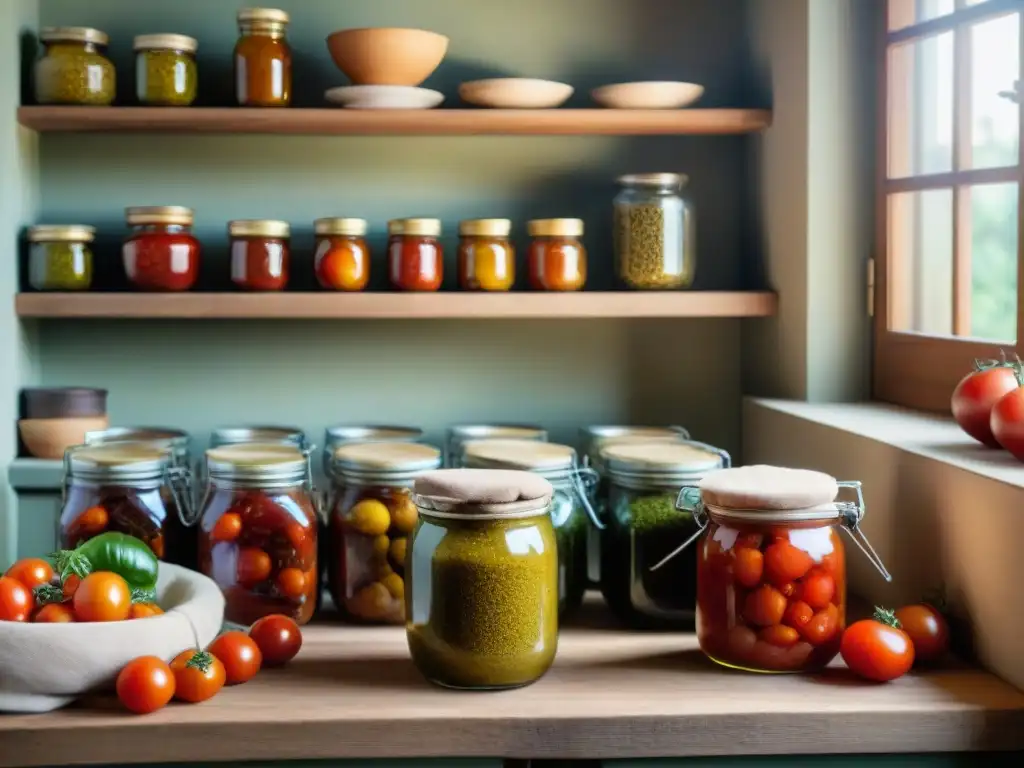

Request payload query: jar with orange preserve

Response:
[664,465,891,673]
[458,218,515,291]
[234,8,291,107]
[229,219,290,291]
[388,218,443,291]
[122,206,201,291]
[314,218,369,291]
[528,218,586,291]
[327,441,442,624]
[198,443,318,626]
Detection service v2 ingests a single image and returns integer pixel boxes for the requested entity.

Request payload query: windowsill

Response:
[7,458,62,491]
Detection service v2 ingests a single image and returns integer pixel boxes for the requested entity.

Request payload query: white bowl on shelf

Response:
[459,78,574,109]
[592,81,704,109]
[324,85,445,109]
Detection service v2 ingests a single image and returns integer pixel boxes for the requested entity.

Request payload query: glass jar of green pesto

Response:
[35,27,115,106]
[598,440,729,630]
[407,468,558,690]
[27,224,95,291]
[134,34,198,106]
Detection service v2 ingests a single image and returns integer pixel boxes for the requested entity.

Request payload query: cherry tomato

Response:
[952,361,1019,447]
[73,571,131,622]
[800,568,835,610]
[276,567,306,599]
[76,505,110,535]
[237,547,272,586]
[249,614,302,666]
[208,631,263,684]
[62,573,81,601]
[117,656,176,714]
[129,603,164,619]
[760,624,800,648]
[171,649,226,703]
[783,600,814,628]
[840,607,915,682]
[763,541,813,585]
[5,558,54,590]
[780,582,798,598]
[894,604,950,664]
[743,584,787,627]
[732,548,763,588]
[991,383,1024,460]
[735,532,763,550]
[211,512,243,543]
[33,603,76,623]
[0,576,34,621]
[801,603,840,645]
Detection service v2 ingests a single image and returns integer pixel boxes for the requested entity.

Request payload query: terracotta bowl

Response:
[592,81,705,109]
[19,416,110,459]
[459,78,574,109]
[326,28,449,86]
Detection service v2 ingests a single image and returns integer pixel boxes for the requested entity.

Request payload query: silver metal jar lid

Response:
[205,442,308,485]
[324,424,423,447]
[210,425,304,448]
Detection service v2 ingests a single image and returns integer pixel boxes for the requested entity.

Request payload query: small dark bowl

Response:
[20,387,108,420]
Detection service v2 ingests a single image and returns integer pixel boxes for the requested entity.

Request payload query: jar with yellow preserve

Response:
[407,468,558,690]
[134,34,198,106]
[458,219,515,291]
[327,441,442,624]
[445,423,547,467]
[35,27,115,106]
[27,225,94,291]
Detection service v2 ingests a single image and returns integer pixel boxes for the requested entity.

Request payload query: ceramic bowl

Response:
[459,78,574,109]
[19,416,110,459]
[326,28,449,86]
[324,85,444,109]
[592,81,705,109]
[20,387,107,419]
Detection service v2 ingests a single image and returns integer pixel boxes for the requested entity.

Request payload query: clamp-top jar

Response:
[210,425,305,450]
[445,423,547,467]
[85,426,191,469]
[322,424,424,476]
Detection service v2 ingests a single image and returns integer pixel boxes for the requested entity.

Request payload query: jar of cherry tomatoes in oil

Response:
[198,443,319,626]
[667,465,891,674]
[388,218,443,291]
[314,217,369,291]
[458,218,515,291]
[123,206,201,291]
[327,441,442,624]
[229,219,290,291]
[528,218,586,291]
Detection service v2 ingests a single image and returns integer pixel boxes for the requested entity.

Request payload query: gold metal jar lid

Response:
[228,219,290,238]
[616,173,688,188]
[27,225,95,243]
[388,218,442,237]
[133,34,199,53]
[126,206,194,227]
[237,7,290,29]
[314,218,368,237]
[40,27,110,46]
[459,218,512,237]
[527,218,584,237]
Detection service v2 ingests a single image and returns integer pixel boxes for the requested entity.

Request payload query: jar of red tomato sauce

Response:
[229,219,290,291]
[122,206,201,291]
[665,465,891,674]
[528,218,587,291]
[388,218,443,291]
[198,443,319,626]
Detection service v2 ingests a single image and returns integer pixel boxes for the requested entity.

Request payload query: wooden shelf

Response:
[14,291,778,320]
[17,106,772,136]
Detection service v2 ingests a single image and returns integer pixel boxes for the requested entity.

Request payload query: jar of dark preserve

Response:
[198,443,319,626]
[234,7,291,107]
[388,218,443,291]
[123,206,201,291]
[528,218,587,291]
[229,219,290,291]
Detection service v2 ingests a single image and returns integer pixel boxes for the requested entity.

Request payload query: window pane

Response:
[969,14,1020,169]
[889,33,954,177]
[889,0,955,31]
[889,189,954,335]
[970,183,1018,341]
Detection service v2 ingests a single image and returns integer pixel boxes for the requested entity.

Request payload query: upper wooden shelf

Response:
[15,291,777,320]
[17,106,773,136]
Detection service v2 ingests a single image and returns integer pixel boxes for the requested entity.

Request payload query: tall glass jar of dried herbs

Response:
[407,468,558,690]
[134,34,198,106]
[613,173,695,290]
[35,27,115,106]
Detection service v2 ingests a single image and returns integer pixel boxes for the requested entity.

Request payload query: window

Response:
[875,0,1023,411]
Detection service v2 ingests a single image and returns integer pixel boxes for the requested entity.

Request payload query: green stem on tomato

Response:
[49,549,92,584]
[33,583,65,605]
[186,650,214,673]
[873,606,901,629]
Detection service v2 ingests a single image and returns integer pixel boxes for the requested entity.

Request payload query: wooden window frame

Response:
[874,0,1024,412]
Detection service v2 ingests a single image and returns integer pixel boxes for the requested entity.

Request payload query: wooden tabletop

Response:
[3,603,1024,766]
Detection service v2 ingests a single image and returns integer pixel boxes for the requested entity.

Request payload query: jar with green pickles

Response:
[134,34,198,106]
[35,27,115,106]
[407,468,558,690]
[27,225,95,291]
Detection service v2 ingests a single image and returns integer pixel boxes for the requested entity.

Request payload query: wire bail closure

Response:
[571,464,604,530]
[167,464,197,527]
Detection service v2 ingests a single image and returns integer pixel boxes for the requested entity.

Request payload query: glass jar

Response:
[675,465,891,673]
[388,218,443,291]
[527,218,586,291]
[445,424,547,468]
[458,219,515,291]
[210,426,306,450]
[60,442,195,566]
[198,443,318,626]
[462,439,600,618]
[229,219,290,291]
[35,27,115,106]
[599,440,730,630]
[27,225,94,291]
[234,7,291,107]
[85,427,191,469]
[134,34,198,106]
[314,218,370,292]
[327,442,442,624]
[322,425,424,476]
[123,206,201,291]
[407,468,558,690]
[613,173,695,290]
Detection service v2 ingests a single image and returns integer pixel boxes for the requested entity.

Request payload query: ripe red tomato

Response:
[237,548,272,586]
[952,362,1019,447]
[249,614,302,666]
[763,541,813,585]
[800,568,835,610]
[783,600,814,628]
[5,558,54,590]
[276,567,307,598]
[208,631,263,684]
[76,505,110,536]
[760,624,800,648]
[801,603,840,645]
[840,607,915,681]
[171,649,226,703]
[742,584,787,627]
[0,576,34,621]
[991,384,1024,460]
[33,603,76,623]
[62,574,81,601]
[73,572,131,622]
[211,512,243,543]
[117,656,176,714]
[894,604,950,664]
[129,603,164,619]
[732,548,763,588]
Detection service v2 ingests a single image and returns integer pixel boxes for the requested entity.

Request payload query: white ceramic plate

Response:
[592,81,704,109]
[459,78,574,109]
[324,85,445,109]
